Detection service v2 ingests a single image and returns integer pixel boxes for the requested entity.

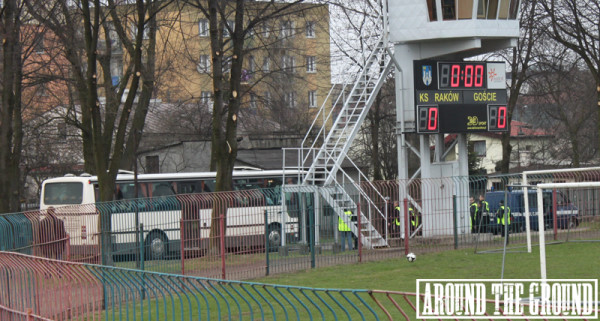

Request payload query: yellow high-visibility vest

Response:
[497,206,511,225]
[338,210,352,231]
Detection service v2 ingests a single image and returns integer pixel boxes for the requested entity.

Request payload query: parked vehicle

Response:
[483,190,579,234]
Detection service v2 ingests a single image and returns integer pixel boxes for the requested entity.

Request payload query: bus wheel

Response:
[267,224,282,250]
[146,231,168,260]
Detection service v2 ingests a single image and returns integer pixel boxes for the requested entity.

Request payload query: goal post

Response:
[536,181,600,280]
[523,167,600,253]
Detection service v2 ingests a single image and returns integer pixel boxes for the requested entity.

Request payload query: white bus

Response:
[40,170,302,260]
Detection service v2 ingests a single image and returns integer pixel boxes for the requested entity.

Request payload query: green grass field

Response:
[100,242,599,320]
[256,242,600,291]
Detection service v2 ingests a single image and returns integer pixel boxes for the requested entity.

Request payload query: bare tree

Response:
[26,0,172,264]
[0,0,24,213]
[25,0,171,202]
[540,0,600,158]
[327,0,396,179]
[526,53,596,167]
[494,0,543,173]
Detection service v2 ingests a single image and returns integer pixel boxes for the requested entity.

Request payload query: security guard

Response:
[390,201,401,238]
[409,206,419,235]
[479,194,490,232]
[470,197,479,233]
[496,200,511,244]
[338,209,353,251]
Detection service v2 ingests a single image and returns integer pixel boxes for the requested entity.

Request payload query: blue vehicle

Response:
[483,190,579,234]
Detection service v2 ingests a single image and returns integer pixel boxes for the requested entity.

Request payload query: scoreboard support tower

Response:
[387,0,520,238]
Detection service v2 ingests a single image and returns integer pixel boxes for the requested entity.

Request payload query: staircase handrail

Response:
[306,38,390,183]
[331,159,387,229]
[298,82,351,171]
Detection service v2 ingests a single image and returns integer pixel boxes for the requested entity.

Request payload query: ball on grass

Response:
[406,252,416,262]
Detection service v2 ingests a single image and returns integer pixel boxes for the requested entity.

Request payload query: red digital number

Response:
[464,65,473,87]
[475,65,484,87]
[451,64,460,88]
[497,106,507,129]
[428,107,438,130]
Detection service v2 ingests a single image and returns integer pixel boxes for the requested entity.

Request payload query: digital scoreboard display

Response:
[414,60,508,133]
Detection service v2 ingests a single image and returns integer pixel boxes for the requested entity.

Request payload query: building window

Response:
[473,140,486,157]
[285,91,296,108]
[36,84,48,96]
[200,91,213,112]
[249,92,257,109]
[261,23,270,38]
[308,90,317,108]
[306,21,315,38]
[57,122,67,141]
[279,20,294,39]
[262,57,270,72]
[34,34,44,54]
[197,54,211,73]
[306,56,316,73]
[223,20,235,37]
[146,155,159,173]
[264,91,272,108]
[198,19,209,37]
[130,23,150,40]
[248,55,256,73]
[222,56,232,73]
[282,55,295,73]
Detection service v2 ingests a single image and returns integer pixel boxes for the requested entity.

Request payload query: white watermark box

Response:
[416,279,598,319]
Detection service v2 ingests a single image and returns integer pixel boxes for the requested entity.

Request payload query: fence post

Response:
[139,224,144,271]
[265,209,269,276]
[453,195,458,249]
[357,203,362,262]
[180,219,185,275]
[309,205,316,269]
[553,188,558,240]
[403,198,409,255]
[66,235,70,261]
[140,223,146,300]
[220,212,226,280]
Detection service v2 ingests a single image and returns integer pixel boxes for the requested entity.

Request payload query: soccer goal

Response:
[535,181,600,280]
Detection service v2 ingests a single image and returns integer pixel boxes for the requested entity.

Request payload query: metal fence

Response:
[1,252,599,321]
[1,173,599,280]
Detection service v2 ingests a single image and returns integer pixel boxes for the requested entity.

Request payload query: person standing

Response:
[409,206,420,235]
[479,194,489,232]
[496,200,511,244]
[338,209,353,251]
[470,197,479,233]
[388,201,402,239]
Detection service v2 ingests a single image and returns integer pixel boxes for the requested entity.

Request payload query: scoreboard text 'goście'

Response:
[414,60,508,134]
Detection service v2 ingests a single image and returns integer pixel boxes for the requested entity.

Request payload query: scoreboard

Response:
[414,60,508,134]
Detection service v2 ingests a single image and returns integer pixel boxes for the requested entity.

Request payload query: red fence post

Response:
[65,235,70,261]
[403,198,410,255]
[180,219,185,275]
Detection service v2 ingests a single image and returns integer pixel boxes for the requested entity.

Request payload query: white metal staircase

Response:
[303,39,393,186]
[284,29,396,248]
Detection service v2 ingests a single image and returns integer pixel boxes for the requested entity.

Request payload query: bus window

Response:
[44,182,83,205]
[266,177,283,188]
[152,182,175,197]
[203,180,216,193]
[233,178,264,190]
[177,181,201,194]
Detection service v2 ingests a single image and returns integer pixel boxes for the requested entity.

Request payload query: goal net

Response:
[534,181,600,280]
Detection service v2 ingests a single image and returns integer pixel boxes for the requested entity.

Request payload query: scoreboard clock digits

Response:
[488,105,507,131]
[439,62,486,89]
[418,106,439,133]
